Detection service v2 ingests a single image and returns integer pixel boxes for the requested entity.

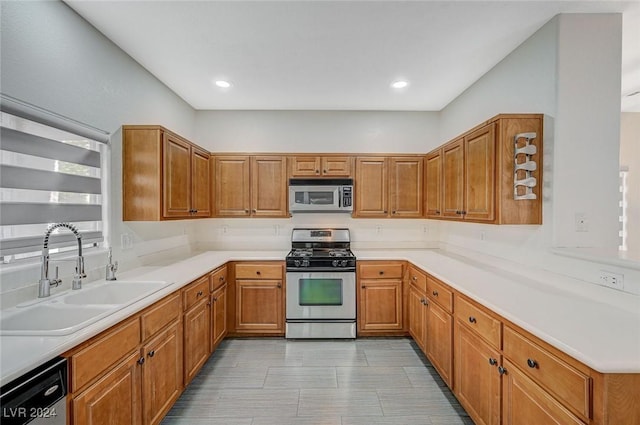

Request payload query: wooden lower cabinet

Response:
[183,297,210,385]
[210,283,227,351]
[426,299,453,389]
[502,358,586,425]
[358,279,404,334]
[73,351,142,425]
[142,323,183,425]
[454,322,502,425]
[235,279,284,333]
[407,284,427,352]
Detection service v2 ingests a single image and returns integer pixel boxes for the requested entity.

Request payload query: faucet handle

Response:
[51,266,61,287]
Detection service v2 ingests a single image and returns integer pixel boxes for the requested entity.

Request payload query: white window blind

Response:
[0,96,110,261]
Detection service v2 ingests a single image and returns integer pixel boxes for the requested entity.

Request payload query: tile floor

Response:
[161,337,474,425]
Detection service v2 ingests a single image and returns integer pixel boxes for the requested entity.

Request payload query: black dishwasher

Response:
[1,357,67,425]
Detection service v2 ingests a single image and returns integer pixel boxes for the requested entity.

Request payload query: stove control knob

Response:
[302,259,310,267]
[340,260,348,267]
[332,260,338,267]
[294,260,301,267]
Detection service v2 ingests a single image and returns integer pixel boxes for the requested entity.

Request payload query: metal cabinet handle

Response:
[277,282,282,288]
[527,359,538,369]
[244,209,249,213]
[213,297,218,302]
[379,271,384,275]
[315,169,320,174]
[148,350,155,358]
[197,290,203,297]
[489,358,498,366]
[361,285,366,289]
[435,210,441,214]
[323,169,327,173]
[383,210,388,214]
[468,316,477,324]
[256,270,261,275]
[219,276,225,281]
[412,276,417,281]
[432,290,439,297]
[498,366,507,375]
[137,356,145,365]
[252,209,257,213]
[392,211,396,214]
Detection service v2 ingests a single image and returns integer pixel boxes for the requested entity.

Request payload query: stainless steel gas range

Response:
[285,228,356,339]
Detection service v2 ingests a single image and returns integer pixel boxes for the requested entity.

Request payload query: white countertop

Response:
[2,248,639,387]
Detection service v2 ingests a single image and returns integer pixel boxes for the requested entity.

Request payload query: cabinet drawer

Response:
[407,266,427,292]
[503,326,590,419]
[358,262,403,279]
[70,318,141,392]
[235,263,282,279]
[427,276,453,313]
[210,266,228,291]
[455,296,501,349]
[183,275,209,311]
[140,292,181,340]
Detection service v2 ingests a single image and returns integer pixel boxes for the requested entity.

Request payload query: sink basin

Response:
[0,304,114,336]
[63,280,169,306]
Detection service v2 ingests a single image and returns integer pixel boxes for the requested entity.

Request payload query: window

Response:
[0,96,109,263]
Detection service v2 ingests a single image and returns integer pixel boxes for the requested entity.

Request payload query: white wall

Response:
[620,113,640,255]
[195,110,439,153]
[0,1,198,305]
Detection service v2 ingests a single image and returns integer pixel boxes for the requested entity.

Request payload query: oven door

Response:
[286,271,356,320]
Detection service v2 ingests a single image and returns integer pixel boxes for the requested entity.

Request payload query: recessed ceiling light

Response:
[391,80,409,89]
[215,80,232,88]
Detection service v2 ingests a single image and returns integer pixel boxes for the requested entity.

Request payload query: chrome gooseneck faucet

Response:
[39,223,86,297]
[106,247,118,281]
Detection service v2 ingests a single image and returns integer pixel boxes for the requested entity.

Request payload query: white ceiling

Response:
[66,0,640,112]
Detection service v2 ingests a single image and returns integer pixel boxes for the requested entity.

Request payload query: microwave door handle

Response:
[338,187,342,208]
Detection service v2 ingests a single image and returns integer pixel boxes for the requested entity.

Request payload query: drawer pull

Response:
[277,282,282,288]
[412,276,417,281]
[379,271,384,275]
[527,359,538,369]
[498,366,507,375]
[197,290,203,297]
[468,316,477,324]
[137,356,145,365]
[432,290,439,297]
[256,271,261,275]
[219,276,225,282]
[489,358,498,366]
[148,350,155,358]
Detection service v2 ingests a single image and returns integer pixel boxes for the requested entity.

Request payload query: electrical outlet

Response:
[599,270,624,290]
[120,233,133,250]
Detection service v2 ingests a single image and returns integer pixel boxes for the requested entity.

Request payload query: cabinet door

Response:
[163,134,192,218]
[191,148,211,217]
[425,150,442,218]
[389,156,423,217]
[214,156,251,216]
[354,157,388,217]
[251,156,288,217]
[210,284,227,351]
[73,352,142,425]
[502,359,585,425]
[442,139,464,219]
[183,299,210,385]
[426,300,453,389]
[464,124,496,222]
[142,323,182,425]
[321,156,352,176]
[408,285,427,353]
[455,323,501,425]
[290,156,321,177]
[358,279,403,332]
[236,280,284,333]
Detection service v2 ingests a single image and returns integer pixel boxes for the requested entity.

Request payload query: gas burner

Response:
[291,249,313,257]
[329,250,350,257]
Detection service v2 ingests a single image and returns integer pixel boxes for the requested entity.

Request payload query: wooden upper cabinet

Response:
[389,156,423,217]
[442,139,465,219]
[214,155,287,218]
[123,125,211,221]
[464,124,496,222]
[251,156,288,217]
[191,147,212,217]
[163,134,191,218]
[289,155,352,177]
[431,114,542,224]
[354,156,423,218]
[354,157,388,217]
[214,156,251,216]
[425,150,442,218]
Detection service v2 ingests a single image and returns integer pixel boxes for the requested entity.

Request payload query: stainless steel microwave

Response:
[288,178,353,213]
